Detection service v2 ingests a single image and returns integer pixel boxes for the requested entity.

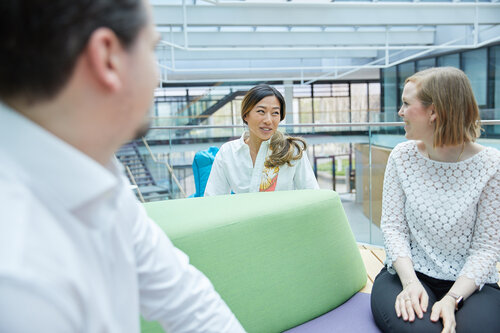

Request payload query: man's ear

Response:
[84,28,125,92]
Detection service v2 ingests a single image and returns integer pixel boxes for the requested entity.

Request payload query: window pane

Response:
[398,62,415,98]
[463,49,487,106]
[351,83,368,123]
[369,83,381,122]
[491,45,500,134]
[437,53,460,68]
[397,62,415,122]
[382,67,397,120]
[416,58,436,72]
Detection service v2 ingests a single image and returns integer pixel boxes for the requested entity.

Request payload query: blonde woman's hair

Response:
[241,84,308,168]
[405,67,481,147]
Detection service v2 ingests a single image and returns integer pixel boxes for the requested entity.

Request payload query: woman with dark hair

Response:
[205,84,319,196]
[370,67,500,333]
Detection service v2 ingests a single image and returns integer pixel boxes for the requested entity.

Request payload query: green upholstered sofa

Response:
[141,189,367,333]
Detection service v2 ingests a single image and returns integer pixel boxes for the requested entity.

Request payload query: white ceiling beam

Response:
[152,3,500,26]
[159,56,376,71]
[159,67,380,84]
[158,31,435,46]
[155,49,379,60]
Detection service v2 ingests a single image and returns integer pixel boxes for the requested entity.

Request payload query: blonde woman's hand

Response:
[395,280,428,322]
[430,296,456,333]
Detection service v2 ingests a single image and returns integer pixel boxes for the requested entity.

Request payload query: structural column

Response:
[283,80,294,126]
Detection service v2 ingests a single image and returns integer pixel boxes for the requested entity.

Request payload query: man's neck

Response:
[4,96,118,166]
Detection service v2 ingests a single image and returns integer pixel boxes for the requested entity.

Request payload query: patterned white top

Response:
[381,140,500,288]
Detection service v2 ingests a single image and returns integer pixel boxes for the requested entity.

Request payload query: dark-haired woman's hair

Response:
[265,131,307,168]
[241,84,308,168]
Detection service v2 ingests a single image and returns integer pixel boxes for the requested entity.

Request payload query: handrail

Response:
[141,137,187,198]
[125,166,145,203]
[176,82,222,116]
[148,119,500,130]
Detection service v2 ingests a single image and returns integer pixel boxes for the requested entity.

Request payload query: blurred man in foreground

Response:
[0,1,244,332]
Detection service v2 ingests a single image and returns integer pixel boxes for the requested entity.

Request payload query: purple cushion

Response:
[284,292,381,333]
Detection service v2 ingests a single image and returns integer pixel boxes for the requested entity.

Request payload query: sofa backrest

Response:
[143,189,367,333]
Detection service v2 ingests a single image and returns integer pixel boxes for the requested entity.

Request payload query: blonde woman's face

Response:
[244,95,281,142]
[398,82,435,141]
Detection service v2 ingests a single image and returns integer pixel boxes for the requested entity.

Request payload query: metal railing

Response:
[148,119,500,130]
[141,137,187,198]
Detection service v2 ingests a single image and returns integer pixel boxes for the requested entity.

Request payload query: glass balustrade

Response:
[121,119,500,246]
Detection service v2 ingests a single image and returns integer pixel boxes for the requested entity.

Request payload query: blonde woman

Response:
[205,84,319,196]
[370,67,500,333]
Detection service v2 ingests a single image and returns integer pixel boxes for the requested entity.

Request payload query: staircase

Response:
[115,141,169,202]
[175,90,247,137]
[184,90,247,126]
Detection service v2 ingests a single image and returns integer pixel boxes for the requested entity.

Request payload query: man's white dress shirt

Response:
[205,133,319,196]
[0,104,245,332]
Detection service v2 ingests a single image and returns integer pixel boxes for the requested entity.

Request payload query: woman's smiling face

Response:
[398,81,435,141]
[244,95,281,142]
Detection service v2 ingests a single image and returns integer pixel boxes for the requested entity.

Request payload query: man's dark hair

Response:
[0,0,147,102]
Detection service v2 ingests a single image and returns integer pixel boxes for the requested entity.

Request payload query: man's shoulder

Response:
[0,176,43,270]
[0,172,79,269]
[0,179,85,330]
[0,174,37,222]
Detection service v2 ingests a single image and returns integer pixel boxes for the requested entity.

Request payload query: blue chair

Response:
[191,146,219,197]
